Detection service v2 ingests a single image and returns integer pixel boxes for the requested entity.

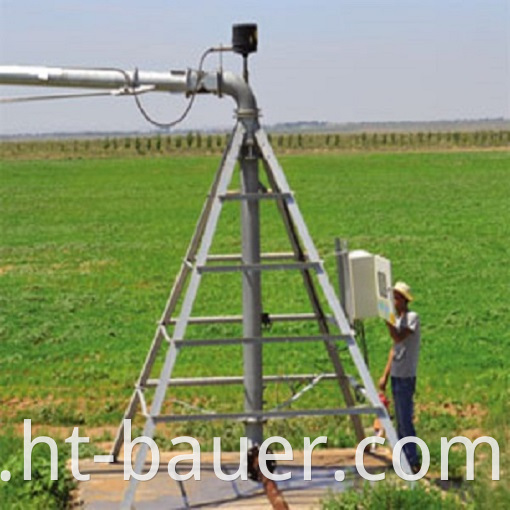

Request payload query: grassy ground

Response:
[1,149,509,506]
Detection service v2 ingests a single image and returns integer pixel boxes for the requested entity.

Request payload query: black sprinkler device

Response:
[232,23,258,82]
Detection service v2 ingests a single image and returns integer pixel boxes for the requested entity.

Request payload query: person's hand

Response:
[378,376,387,392]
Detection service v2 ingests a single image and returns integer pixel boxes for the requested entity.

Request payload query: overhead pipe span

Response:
[0,65,258,116]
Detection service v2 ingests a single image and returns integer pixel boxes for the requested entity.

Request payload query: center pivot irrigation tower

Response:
[0,24,411,508]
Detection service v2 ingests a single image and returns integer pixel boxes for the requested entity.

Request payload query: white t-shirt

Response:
[391,311,421,378]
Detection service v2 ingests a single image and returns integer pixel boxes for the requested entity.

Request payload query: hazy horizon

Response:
[1,117,509,141]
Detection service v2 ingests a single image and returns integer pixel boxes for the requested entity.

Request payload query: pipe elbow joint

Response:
[220,71,258,120]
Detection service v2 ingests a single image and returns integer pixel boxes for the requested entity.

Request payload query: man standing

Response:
[379,281,421,472]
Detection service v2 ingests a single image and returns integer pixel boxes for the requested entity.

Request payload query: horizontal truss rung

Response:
[197,262,320,274]
[152,406,383,423]
[163,334,348,348]
[206,252,300,262]
[219,192,292,201]
[166,313,323,325]
[145,373,339,388]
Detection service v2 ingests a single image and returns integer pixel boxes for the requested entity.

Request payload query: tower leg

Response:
[255,127,411,474]
[120,123,246,508]
[259,138,365,442]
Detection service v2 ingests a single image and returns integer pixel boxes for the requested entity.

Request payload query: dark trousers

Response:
[391,376,419,467]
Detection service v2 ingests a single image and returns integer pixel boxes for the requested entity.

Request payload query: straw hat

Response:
[393,281,414,302]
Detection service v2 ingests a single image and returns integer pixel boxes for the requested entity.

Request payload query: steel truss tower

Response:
[111,119,411,508]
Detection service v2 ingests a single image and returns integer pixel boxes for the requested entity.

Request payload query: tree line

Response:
[1,130,509,159]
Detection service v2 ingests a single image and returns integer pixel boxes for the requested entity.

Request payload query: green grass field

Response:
[1,149,509,506]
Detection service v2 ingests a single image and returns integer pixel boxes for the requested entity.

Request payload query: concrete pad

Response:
[75,448,392,509]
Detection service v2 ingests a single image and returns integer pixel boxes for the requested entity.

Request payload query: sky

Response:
[0,0,508,135]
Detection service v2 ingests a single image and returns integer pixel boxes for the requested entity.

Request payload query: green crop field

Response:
[1,149,509,507]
